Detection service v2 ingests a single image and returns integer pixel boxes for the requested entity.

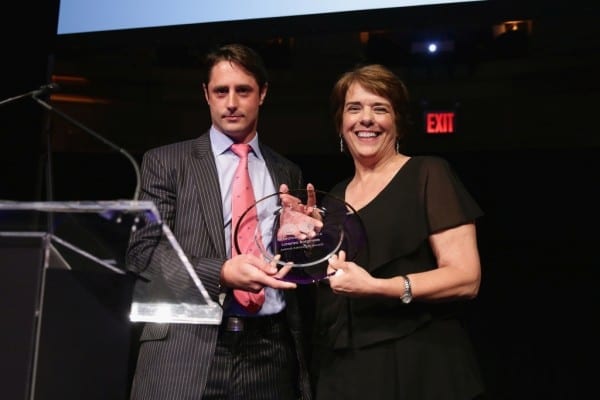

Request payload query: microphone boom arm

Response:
[0,89,38,106]
[31,93,142,201]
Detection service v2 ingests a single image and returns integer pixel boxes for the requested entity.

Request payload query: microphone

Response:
[31,83,61,97]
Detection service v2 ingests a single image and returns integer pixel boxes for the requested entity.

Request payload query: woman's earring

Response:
[340,136,344,153]
[396,140,399,153]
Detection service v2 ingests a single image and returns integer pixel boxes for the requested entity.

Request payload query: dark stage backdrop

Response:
[0,1,58,200]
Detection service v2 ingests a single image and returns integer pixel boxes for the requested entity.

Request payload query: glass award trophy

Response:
[234,188,367,284]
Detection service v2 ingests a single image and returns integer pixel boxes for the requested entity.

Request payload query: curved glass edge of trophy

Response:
[234,188,367,284]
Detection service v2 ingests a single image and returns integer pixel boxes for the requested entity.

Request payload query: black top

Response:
[313,156,485,399]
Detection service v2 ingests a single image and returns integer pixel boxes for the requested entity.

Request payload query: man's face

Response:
[203,60,267,142]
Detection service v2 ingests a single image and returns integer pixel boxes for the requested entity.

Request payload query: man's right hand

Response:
[220,254,297,292]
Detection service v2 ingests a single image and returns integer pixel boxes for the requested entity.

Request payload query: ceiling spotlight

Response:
[411,40,454,54]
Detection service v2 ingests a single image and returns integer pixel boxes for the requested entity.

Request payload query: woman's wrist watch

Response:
[400,275,413,304]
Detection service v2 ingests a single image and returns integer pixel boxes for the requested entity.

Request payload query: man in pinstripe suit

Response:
[126,44,314,400]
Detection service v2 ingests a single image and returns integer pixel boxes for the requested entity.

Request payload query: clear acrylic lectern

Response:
[0,200,222,324]
[0,200,222,399]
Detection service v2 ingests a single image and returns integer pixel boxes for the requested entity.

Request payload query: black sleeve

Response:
[423,157,483,234]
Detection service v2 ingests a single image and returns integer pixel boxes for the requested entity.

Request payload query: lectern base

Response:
[1,235,135,400]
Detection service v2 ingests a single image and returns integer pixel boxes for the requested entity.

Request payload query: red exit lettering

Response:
[426,112,455,134]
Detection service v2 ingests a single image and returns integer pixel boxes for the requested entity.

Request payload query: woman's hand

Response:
[327,250,377,297]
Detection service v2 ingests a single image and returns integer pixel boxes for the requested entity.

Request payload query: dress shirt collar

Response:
[209,126,264,160]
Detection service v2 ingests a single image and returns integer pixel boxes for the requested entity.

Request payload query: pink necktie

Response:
[230,143,265,313]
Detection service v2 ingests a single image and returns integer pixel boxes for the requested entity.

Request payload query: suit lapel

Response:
[189,133,227,257]
[186,138,292,258]
[261,145,287,190]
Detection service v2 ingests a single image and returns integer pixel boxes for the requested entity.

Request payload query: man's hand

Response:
[220,254,297,292]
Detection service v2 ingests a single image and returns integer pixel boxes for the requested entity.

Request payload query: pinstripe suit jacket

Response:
[126,132,313,400]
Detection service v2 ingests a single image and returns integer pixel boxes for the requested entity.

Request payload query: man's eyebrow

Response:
[211,84,253,90]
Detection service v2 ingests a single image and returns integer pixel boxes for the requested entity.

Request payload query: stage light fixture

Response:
[492,20,532,38]
[411,40,454,54]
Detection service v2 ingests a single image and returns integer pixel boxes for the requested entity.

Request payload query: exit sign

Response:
[425,111,456,134]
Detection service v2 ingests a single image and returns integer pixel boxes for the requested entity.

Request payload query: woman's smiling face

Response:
[342,82,398,160]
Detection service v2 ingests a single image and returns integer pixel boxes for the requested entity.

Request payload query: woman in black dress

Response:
[313,64,486,400]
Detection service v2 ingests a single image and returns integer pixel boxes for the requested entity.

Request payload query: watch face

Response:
[401,276,412,304]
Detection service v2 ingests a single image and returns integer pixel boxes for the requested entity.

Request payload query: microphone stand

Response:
[31,93,142,201]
